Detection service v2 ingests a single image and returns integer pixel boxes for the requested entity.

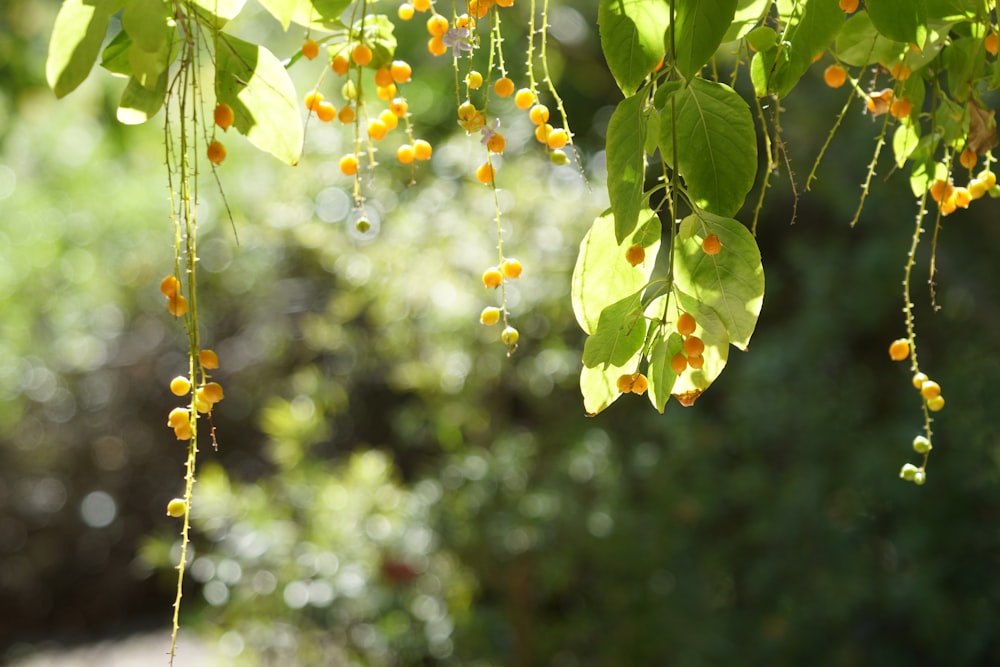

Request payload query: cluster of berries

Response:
[929,165,997,216]
[480,258,522,352]
[165,347,225,442]
[888,338,945,413]
[670,312,706,374]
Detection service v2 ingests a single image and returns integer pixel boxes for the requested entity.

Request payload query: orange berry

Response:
[616,374,634,393]
[677,312,697,336]
[367,118,388,140]
[670,352,687,375]
[528,104,550,125]
[702,233,722,255]
[338,105,356,124]
[213,102,234,131]
[413,139,433,160]
[331,54,350,75]
[427,13,449,36]
[986,32,999,56]
[482,267,503,289]
[455,13,476,30]
[398,2,415,20]
[376,83,397,101]
[378,109,398,131]
[428,36,447,56]
[625,243,645,266]
[494,77,515,97]
[631,373,649,395]
[206,139,226,165]
[514,88,535,109]
[823,64,848,88]
[390,60,412,83]
[351,43,373,66]
[476,161,495,184]
[683,336,705,357]
[301,38,319,60]
[952,186,972,208]
[920,379,941,400]
[501,258,522,279]
[839,0,858,12]
[888,338,910,361]
[167,407,190,428]
[160,275,180,298]
[374,67,393,87]
[687,354,705,370]
[413,0,431,10]
[315,100,336,122]
[486,132,506,153]
[339,154,359,175]
[889,98,912,119]
[960,148,977,170]
[199,349,219,369]
[389,97,409,117]
[397,144,415,164]
[170,376,192,396]
[940,195,958,216]
[168,293,188,317]
[547,128,569,149]
[199,382,225,404]
[867,89,894,116]
[929,179,953,203]
[496,0,514,7]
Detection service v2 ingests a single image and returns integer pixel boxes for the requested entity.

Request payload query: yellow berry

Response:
[888,338,910,361]
[486,132,506,153]
[367,118,388,140]
[338,105,356,124]
[170,376,192,396]
[304,90,325,111]
[413,0,431,10]
[315,100,336,122]
[952,186,971,208]
[501,258,522,279]
[389,97,409,117]
[480,306,501,326]
[302,38,319,60]
[631,373,649,395]
[376,83,397,101]
[214,102,234,131]
[911,372,928,389]
[514,88,535,109]
[920,380,941,400]
[616,374,634,393]
[167,407,190,428]
[378,108,398,130]
[528,104,549,125]
[534,123,553,144]
[482,267,503,289]
[199,382,225,404]
[927,395,945,412]
[174,422,193,441]
[339,154,359,175]
[547,127,568,149]
[390,60,412,84]
[398,2,415,20]
[397,144,415,164]
[166,498,187,518]
[427,13,449,36]
[501,326,520,347]
[978,169,997,189]
[494,77,515,97]
[206,140,226,165]
[428,36,447,56]
[969,178,989,200]
[476,161,495,184]
[413,139,433,160]
[467,70,484,89]
[929,179,953,203]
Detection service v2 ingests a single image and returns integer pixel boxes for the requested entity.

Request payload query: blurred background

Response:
[3,1,1000,665]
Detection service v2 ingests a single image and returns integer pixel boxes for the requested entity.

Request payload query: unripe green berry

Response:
[913,470,926,485]
[167,498,187,517]
[899,463,919,481]
[912,435,932,454]
[501,326,519,347]
[356,217,371,233]
[549,149,569,166]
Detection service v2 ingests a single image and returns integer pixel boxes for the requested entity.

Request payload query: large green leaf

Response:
[598,0,669,96]
[835,11,905,67]
[101,30,132,78]
[190,0,247,25]
[580,353,642,416]
[122,0,169,53]
[658,78,757,217]
[127,30,173,90]
[767,0,845,97]
[723,0,772,42]
[46,0,123,98]
[645,291,730,409]
[606,93,648,243]
[258,0,352,30]
[671,0,738,79]
[572,208,661,335]
[117,71,167,124]
[582,292,648,369]
[867,0,927,45]
[672,212,764,350]
[215,34,303,165]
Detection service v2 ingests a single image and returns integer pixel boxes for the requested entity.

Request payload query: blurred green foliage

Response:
[4,1,1000,666]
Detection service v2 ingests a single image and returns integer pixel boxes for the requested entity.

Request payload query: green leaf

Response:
[867,0,927,45]
[101,30,132,78]
[606,93,648,243]
[658,78,757,217]
[580,354,641,416]
[122,0,169,53]
[215,34,304,165]
[572,208,661,335]
[190,0,247,25]
[673,212,764,350]
[117,71,166,124]
[260,0,351,30]
[646,291,730,408]
[582,292,648,369]
[943,37,985,102]
[645,331,682,412]
[768,0,845,97]
[745,25,778,52]
[835,11,905,67]
[723,0,772,43]
[892,118,920,168]
[46,0,123,98]
[598,0,669,96]
[670,0,738,80]
[128,30,174,90]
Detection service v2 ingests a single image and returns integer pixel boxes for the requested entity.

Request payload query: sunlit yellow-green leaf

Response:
[47,0,123,98]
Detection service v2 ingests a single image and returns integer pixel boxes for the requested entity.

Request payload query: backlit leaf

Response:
[606,93,648,243]
[47,0,123,98]
[598,0,669,95]
[670,0,738,79]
